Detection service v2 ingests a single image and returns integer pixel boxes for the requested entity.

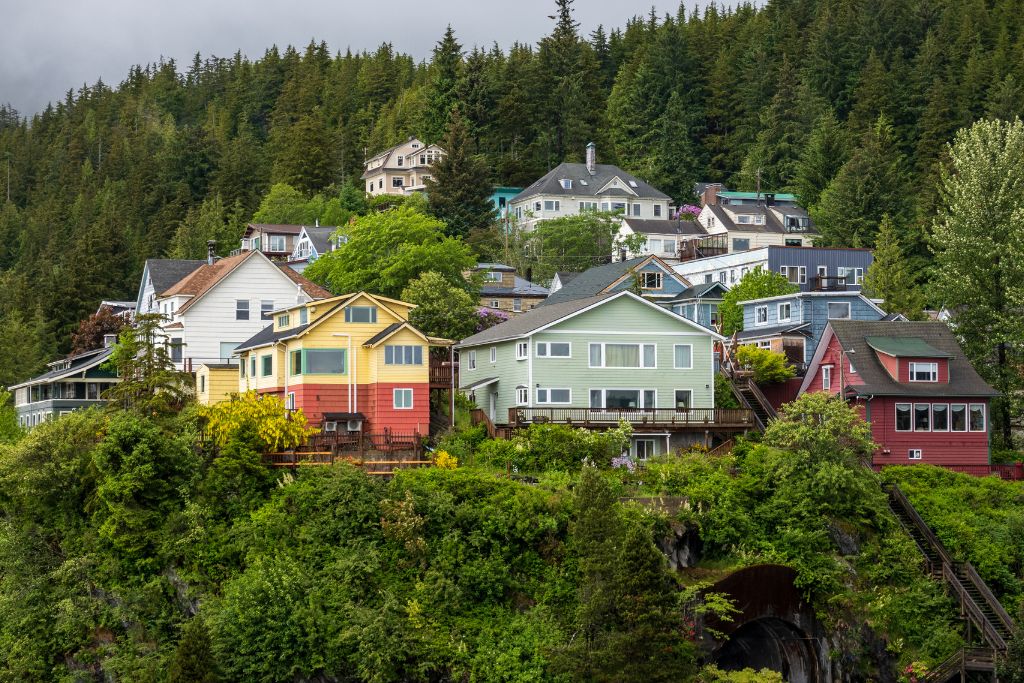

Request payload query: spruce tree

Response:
[793,110,850,210]
[862,215,924,319]
[737,58,809,191]
[425,109,496,238]
[423,26,463,142]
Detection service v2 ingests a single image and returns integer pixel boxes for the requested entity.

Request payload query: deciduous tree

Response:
[718,267,799,336]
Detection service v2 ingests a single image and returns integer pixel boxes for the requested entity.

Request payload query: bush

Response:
[507,422,632,472]
[735,345,796,384]
[199,391,316,452]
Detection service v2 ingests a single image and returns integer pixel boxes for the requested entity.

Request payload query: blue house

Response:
[542,256,693,309]
[491,186,524,221]
[9,345,120,428]
[674,246,874,293]
[735,291,891,366]
[667,281,729,330]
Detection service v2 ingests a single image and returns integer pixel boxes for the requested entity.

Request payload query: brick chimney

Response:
[701,184,722,207]
[586,142,596,175]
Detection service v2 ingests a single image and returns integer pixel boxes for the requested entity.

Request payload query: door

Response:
[488,392,496,422]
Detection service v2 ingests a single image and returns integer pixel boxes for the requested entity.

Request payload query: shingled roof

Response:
[458,294,613,347]
[511,162,670,203]
[147,259,206,295]
[622,218,707,236]
[821,320,998,398]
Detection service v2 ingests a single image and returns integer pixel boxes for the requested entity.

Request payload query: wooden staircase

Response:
[730,376,775,431]
[884,484,1015,681]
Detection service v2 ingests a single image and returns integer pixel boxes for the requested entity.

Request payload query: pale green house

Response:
[457,291,753,457]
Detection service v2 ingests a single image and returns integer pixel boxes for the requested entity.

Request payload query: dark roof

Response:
[363,322,405,346]
[276,264,333,299]
[622,218,707,236]
[735,322,810,340]
[458,294,613,346]
[554,271,578,285]
[829,321,998,398]
[481,276,549,298]
[475,262,516,272]
[667,282,729,302]
[146,259,206,295]
[707,204,818,236]
[303,226,339,254]
[865,336,952,358]
[234,322,312,352]
[541,258,648,306]
[245,223,305,235]
[512,162,670,203]
[9,347,113,389]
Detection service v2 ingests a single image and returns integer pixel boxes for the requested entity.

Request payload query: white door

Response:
[488,392,496,422]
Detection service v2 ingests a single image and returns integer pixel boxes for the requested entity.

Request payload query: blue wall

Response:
[607,262,691,299]
[766,246,874,291]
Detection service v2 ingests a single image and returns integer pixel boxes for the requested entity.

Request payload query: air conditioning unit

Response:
[323,421,337,432]
[347,420,363,432]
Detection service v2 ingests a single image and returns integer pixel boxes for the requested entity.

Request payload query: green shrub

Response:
[735,345,796,383]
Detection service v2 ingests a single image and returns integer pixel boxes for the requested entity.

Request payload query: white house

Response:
[287,225,344,273]
[615,217,709,263]
[509,143,673,231]
[695,186,818,252]
[362,136,446,196]
[135,249,332,371]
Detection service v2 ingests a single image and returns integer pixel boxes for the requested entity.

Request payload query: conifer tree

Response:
[425,109,496,238]
[423,26,463,143]
[737,58,809,191]
[169,194,245,259]
[793,110,850,210]
[862,215,924,319]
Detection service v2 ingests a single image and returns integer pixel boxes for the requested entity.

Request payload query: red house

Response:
[798,320,998,474]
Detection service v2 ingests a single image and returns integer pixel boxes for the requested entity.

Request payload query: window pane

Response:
[385,346,394,364]
[291,350,302,375]
[643,389,655,408]
[827,302,851,319]
[896,404,912,431]
[605,389,640,408]
[346,306,376,323]
[550,342,570,357]
[969,404,985,431]
[536,343,548,357]
[674,345,692,368]
[550,389,570,403]
[675,390,691,410]
[306,349,345,374]
[914,404,930,431]
[950,404,967,431]
[537,389,548,403]
[932,404,948,431]
[590,389,602,409]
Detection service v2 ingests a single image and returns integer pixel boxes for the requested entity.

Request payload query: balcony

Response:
[507,407,756,431]
[679,235,729,262]
[429,360,458,389]
[810,275,849,292]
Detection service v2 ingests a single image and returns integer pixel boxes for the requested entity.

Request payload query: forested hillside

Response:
[1,0,1023,384]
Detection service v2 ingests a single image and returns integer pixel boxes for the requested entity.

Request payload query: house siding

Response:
[867,396,990,467]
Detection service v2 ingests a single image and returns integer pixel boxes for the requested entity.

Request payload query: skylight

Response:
[629,180,638,188]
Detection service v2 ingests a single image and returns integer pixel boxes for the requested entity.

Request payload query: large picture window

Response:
[304,349,347,374]
[536,342,571,357]
[536,388,571,404]
[827,302,851,319]
[589,343,656,368]
[589,389,655,409]
[385,345,423,365]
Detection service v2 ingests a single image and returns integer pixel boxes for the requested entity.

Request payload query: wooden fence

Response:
[265,430,431,476]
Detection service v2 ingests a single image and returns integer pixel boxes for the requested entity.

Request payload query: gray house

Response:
[457,291,753,457]
[674,245,874,292]
[10,345,119,427]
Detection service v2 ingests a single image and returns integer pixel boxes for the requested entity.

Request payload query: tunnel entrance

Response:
[712,616,821,682]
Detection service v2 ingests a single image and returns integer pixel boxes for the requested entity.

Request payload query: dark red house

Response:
[798,320,998,474]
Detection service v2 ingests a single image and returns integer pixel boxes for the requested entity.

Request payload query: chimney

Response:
[586,142,596,175]
[618,247,628,262]
[206,240,217,265]
[702,184,721,207]
[525,266,533,284]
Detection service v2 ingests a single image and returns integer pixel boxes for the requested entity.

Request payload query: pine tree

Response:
[793,110,850,210]
[737,58,809,191]
[862,215,925,319]
[813,115,913,247]
[423,26,463,142]
[425,109,496,238]
[168,194,245,259]
[169,618,220,683]
[932,118,1024,448]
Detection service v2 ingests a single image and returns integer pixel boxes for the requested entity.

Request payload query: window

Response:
[827,302,851,319]
[87,383,100,400]
[299,308,308,325]
[261,300,274,319]
[239,362,245,378]
[589,343,656,368]
[704,274,713,284]
[909,362,938,382]
[544,200,560,211]
[755,306,768,325]
[537,388,571,404]
[719,271,726,284]
[516,386,529,405]
[780,266,806,284]
[914,403,931,431]
[392,177,405,188]
[516,342,529,360]
[757,340,772,350]
[896,403,912,431]
[220,341,239,361]
[393,388,414,409]
[950,404,967,431]
[632,204,641,216]
[250,356,256,377]
[674,390,692,410]
[737,215,752,224]
[385,345,423,365]
[286,392,295,410]
[589,388,655,409]
[854,268,864,285]
[817,265,827,278]
[785,238,802,246]
[264,235,286,252]
[579,201,598,212]
[732,238,750,251]
[837,267,848,282]
[169,337,183,362]
[634,439,657,460]
[483,271,502,282]
[513,298,522,312]
[969,404,986,432]
[278,314,290,327]
[730,269,737,284]
[560,178,572,189]
[534,201,542,212]
[199,375,206,393]
[305,349,347,374]
[236,299,249,320]
[468,350,477,370]
[908,449,923,460]
[822,365,832,390]
[674,345,693,369]
[261,355,273,377]
[654,204,662,217]
[345,306,377,323]
[610,201,626,213]
[777,302,792,323]
[490,347,496,363]
[490,299,500,309]
[536,342,571,357]
[641,272,663,290]
[932,404,948,431]
[397,155,404,166]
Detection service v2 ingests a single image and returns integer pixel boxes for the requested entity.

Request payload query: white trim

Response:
[516,341,529,360]
[588,387,657,409]
[754,305,769,326]
[797,325,836,396]
[535,341,572,358]
[777,302,792,323]
[821,365,833,391]
[826,301,852,320]
[673,344,693,370]
[588,342,657,369]
[490,346,496,363]
[741,290,887,316]
[909,361,939,382]
[393,387,414,410]
[536,387,572,405]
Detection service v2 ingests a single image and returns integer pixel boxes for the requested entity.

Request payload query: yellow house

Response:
[231,292,448,433]
[195,363,239,405]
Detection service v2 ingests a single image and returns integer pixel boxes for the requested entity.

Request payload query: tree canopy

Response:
[718,267,800,336]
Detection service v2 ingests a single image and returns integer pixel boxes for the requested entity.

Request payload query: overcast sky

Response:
[2,0,680,116]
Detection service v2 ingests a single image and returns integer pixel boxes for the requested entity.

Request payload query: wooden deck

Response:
[507,407,756,432]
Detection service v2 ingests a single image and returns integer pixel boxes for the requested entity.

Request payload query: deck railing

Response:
[507,407,755,429]
[429,361,458,387]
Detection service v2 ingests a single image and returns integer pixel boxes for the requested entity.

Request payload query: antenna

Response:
[756,168,762,204]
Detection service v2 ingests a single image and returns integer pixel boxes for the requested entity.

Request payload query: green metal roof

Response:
[719,191,799,201]
[865,336,953,358]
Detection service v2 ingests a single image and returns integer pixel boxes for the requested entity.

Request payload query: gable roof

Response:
[276,263,333,299]
[798,320,998,398]
[301,226,340,255]
[243,223,305,236]
[481,275,549,298]
[622,218,708,236]
[666,281,730,302]
[146,259,206,296]
[541,256,689,307]
[9,346,114,390]
[458,290,722,348]
[741,290,887,316]
[865,336,953,358]
[511,162,670,203]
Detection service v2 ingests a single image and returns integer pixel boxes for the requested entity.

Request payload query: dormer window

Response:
[483,271,502,282]
[909,362,938,382]
[560,179,572,190]
[397,156,404,166]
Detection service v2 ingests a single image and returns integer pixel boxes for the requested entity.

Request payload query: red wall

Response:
[866,396,990,467]
[806,334,864,394]
[896,356,949,383]
[288,382,428,434]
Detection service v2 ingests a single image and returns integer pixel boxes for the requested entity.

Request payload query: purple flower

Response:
[676,204,701,219]
[611,454,636,472]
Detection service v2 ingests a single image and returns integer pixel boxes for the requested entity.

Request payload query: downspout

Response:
[275,341,288,409]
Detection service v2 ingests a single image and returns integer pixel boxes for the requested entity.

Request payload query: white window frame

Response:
[827,302,851,320]
[909,362,939,382]
[536,387,572,405]
[969,403,986,432]
[536,342,571,358]
[674,389,693,411]
[756,340,772,350]
[640,272,663,290]
[950,403,968,432]
[908,449,922,460]
[822,365,832,391]
[588,343,657,369]
[817,265,827,278]
[754,305,769,326]
[543,200,560,211]
[513,298,522,312]
[286,392,296,410]
[777,302,792,323]
[634,438,657,460]
[913,403,931,432]
[931,403,949,432]
[516,386,529,406]
[854,268,864,285]
[673,344,693,370]
[490,347,496,363]
[895,403,912,432]
[589,388,656,409]
[468,350,477,370]
[393,388,414,410]
[780,265,807,285]
[516,341,529,360]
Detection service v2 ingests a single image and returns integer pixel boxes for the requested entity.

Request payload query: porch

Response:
[506,406,756,431]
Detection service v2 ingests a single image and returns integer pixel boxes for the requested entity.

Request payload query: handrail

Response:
[887,485,956,568]
[506,407,755,429]
[943,565,1007,651]
[470,408,496,438]
[742,378,776,420]
[960,561,1015,634]
[921,648,996,683]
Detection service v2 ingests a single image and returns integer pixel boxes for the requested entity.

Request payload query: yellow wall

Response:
[197,365,242,405]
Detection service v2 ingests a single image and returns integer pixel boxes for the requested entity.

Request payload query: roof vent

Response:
[580,179,588,186]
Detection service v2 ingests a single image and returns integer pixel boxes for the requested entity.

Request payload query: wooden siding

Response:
[867,396,990,467]
[805,334,865,393]
[196,366,238,405]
